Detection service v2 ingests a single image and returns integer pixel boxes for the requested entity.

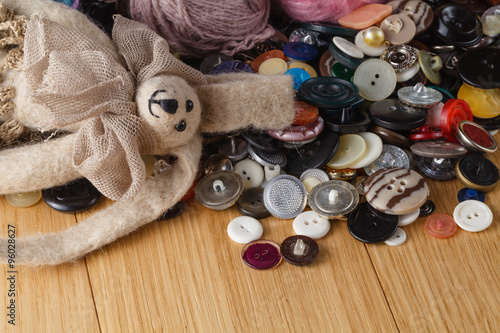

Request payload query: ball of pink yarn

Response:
[275,0,389,23]
[128,0,276,58]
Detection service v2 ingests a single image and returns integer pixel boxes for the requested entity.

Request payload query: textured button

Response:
[364,167,429,215]
[418,50,442,84]
[285,67,311,90]
[398,208,420,227]
[456,155,499,192]
[324,167,357,181]
[234,159,264,189]
[218,135,248,162]
[308,180,359,219]
[453,200,493,232]
[398,0,434,34]
[457,47,500,89]
[380,44,418,73]
[364,144,410,175]
[242,240,282,270]
[456,120,497,154]
[425,213,457,239]
[419,199,436,216]
[195,170,244,210]
[384,227,407,246]
[354,59,397,101]
[457,188,485,203]
[432,5,482,46]
[369,98,426,131]
[347,132,383,170]
[258,58,288,75]
[298,76,360,109]
[355,28,388,57]
[396,62,420,83]
[327,134,367,169]
[5,190,42,208]
[288,61,318,78]
[380,14,416,45]
[416,156,457,180]
[263,175,307,219]
[247,144,287,168]
[42,178,102,213]
[333,36,364,59]
[251,49,285,72]
[236,187,270,219]
[398,83,442,108]
[293,101,319,126]
[283,42,318,61]
[212,60,253,74]
[280,235,319,266]
[241,130,283,153]
[347,202,399,243]
[338,4,393,30]
[293,210,331,239]
[410,140,468,159]
[457,84,500,119]
[227,216,264,244]
[286,130,340,177]
[267,116,324,142]
[300,168,329,193]
[157,201,184,221]
[332,62,356,81]
[204,153,233,175]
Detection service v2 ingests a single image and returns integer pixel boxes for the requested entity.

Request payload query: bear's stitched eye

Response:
[186,100,194,112]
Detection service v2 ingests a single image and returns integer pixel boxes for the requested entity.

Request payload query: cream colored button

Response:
[355,28,389,57]
[398,208,420,226]
[5,190,42,208]
[354,59,397,101]
[384,227,407,246]
[453,200,493,232]
[349,132,383,169]
[288,61,318,78]
[258,58,288,75]
[396,62,420,82]
[327,134,367,169]
[234,159,264,189]
[380,14,416,45]
[333,36,364,59]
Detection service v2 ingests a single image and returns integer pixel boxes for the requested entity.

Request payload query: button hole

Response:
[371,222,378,227]
[247,177,251,181]
[474,212,479,217]
[375,74,380,78]
[400,180,407,185]
[242,171,247,175]
[467,215,472,219]
[397,187,404,193]
[304,221,310,225]
[371,81,375,85]
[312,219,318,224]
[387,185,394,190]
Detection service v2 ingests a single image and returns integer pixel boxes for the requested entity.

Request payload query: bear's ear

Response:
[195,73,296,134]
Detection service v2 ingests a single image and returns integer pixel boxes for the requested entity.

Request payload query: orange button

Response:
[293,101,319,125]
[338,4,393,30]
[251,50,286,73]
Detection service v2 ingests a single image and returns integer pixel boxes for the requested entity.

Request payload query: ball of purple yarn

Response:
[129,0,276,58]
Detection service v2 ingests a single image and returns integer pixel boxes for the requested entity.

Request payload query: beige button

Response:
[354,59,397,101]
[5,190,42,208]
[327,134,367,169]
[380,14,416,45]
[259,58,288,75]
[418,50,442,84]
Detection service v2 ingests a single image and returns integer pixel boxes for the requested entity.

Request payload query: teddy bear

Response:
[0,0,296,265]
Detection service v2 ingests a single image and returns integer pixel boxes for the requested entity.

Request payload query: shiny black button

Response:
[369,99,427,131]
[299,76,360,109]
[236,187,271,219]
[301,22,359,37]
[42,178,102,213]
[157,201,185,221]
[458,47,500,89]
[323,110,371,133]
[456,155,499,192]
[241,130,283,153]
[347,202,398,243]
[432,5,482,47]
[286,130,339,177]
[419,199,436,216]
[280,235,319,266]
[199,54,233,74]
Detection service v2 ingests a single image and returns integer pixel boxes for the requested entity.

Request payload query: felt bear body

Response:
[0,0,295,265]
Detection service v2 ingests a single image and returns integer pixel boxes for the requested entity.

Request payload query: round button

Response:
[482,5,500,37]
[432,5,482,47]
[396,62,420,83]
[369,98,427,131]
[212,60,253,74]
[298,76,360,109]
[319,50,336,77]
[42,178,102,213]
[453,200,493,232]
[263,175,307,219]
[333,36,364,59]
[456,155,499,192]
[266,116,324,142]
[398,83,442,108]
[247,144,287,168]
[157,201,184,221]
[241,240,282,270]
[419,199,436,216]
[293,101,319,126]
[364,167,429,215]
[195,170,244,210]
[371,126,412,149]
[355,28,388,57]
[323,110,370,134]
[301,22,359,37]
[364,144,410,175]
[456,120,497,154]
[200,54,233,74]
[308,180,359,219]
[410,140,468,159]
[347,202,399,243]
[354,59,397,101]
[236,187,270,219]
[288,61,318,78]
[425,213,457,239]
[251,50,286,72]
[398,208,420,227]
[300,168,329,193]
[418,50,442,84]
[327,134,367,169]
[398,0,434,34]
[416,156,457,181]
[457,47,500,89]
[324,167,357,181]
[241,130,283,153]
[457,188,485,203]
[5,190,42,208]
[204,153,233,175]
[218,136,248,162]
[384,227,407,246]
[457,83,500,119]
[328,40,365,70]
[409,125,444,141]
[338,3,393,30]
[285,67,311,90]
[227,216,264,244]
[440,99,473,142]
[380,44,419,72]
[293,210,331,239]
[380,14,416,45]
[349,132,383,169]
[258,58,288,75]
[234,159,264,189]
[280,235,319,266]
[283,42,318,61]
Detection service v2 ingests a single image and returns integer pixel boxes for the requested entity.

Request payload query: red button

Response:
[409,125,444,141]
[440,99,473,142]
[293,101,319,125]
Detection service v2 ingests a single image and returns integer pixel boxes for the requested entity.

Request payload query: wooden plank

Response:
[82,200,398,332]
[0,196,100,332]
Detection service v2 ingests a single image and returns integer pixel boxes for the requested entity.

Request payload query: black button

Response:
[236,187,270,220]
[42,178,102,213]
[474,115,500,131]
[299,76,360,109]
[432,5,482,47]
[286,130,339,177]
[280,235,319,266]
[456,155,499,192]
[370,125,412,149]
[199,54,233,74]
[241,130,283,153]
[458,47,500,89]
[301,22,359,37]
[323,111,371,133]
[419,199,436,217]
[157,201,185,221]
[347,202,398,243]
[416,156,457,180]
[328,41,364,70]
[369,99,426,131]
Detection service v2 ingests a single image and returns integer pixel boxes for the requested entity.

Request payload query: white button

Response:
[453,200,493,232]
[349,132,383,169]
[293,210,331,239]
[354,59,397,101]
[234,158,264,189]
[355,29,388,57]
[227,216,264,244]
[333,36,364,59]
[5,190,42,208]
[384,227,407,246]
[396,62,420,82]
[327,134,367,169]
[398,208,420,227]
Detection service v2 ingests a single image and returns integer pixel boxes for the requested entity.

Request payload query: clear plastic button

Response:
[195,170,244,210]
[263,175,307,219]
[308,180,359,219]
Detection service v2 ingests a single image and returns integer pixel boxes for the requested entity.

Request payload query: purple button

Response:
[241,240,282,270]
[266,116,324,142]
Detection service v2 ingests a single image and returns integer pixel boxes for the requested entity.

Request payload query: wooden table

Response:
[2,140,500,332]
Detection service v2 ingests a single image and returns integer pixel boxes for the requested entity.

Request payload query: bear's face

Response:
[136,75,201,151]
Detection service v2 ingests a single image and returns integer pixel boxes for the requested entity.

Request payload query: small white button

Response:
[453,200,493,232]
[293,210,331,239]
[398,208,420,227]
[234,158,264,189]
[384,227,407,246]
[227,216,264,244]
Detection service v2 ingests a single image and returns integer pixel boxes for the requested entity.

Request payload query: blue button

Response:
[283,42,318,61]
[285,68,311,90]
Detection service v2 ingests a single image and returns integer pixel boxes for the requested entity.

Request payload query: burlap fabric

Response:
[23,14,206,201]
